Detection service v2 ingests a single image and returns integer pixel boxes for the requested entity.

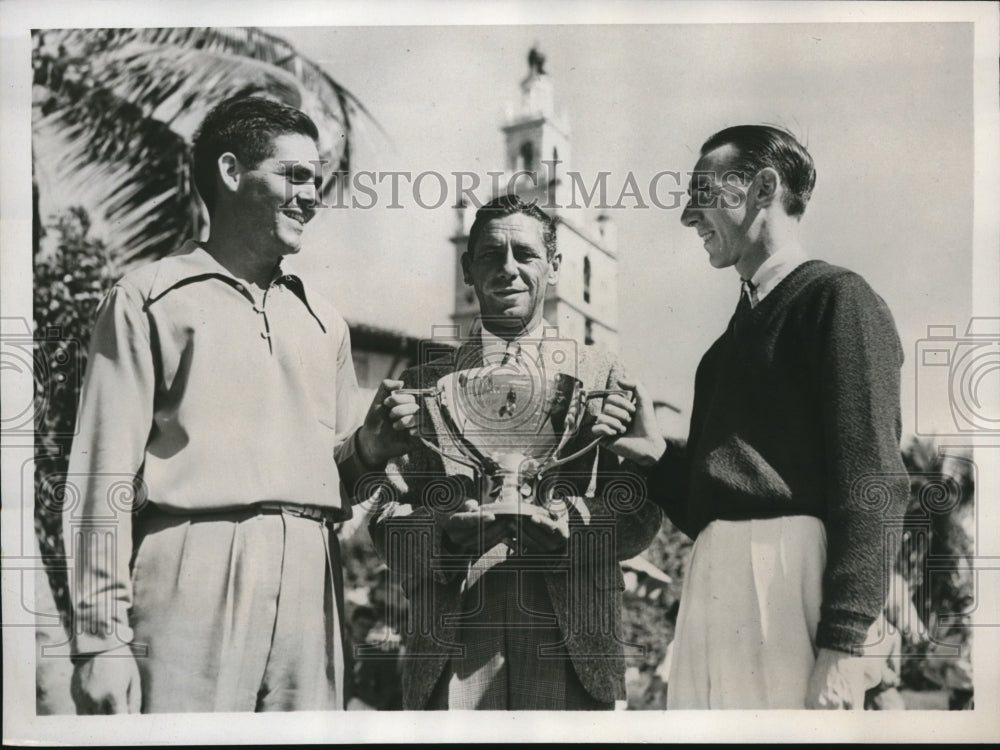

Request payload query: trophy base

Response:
[480,500,552,519]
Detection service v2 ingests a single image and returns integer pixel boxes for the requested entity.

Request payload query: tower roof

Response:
[515,46,557,123]
[528,46,546,75]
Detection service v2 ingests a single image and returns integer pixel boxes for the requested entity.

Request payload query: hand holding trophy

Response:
[397,352,633,537]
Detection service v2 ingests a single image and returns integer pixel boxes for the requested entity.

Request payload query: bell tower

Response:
[452,47,619,351]
[500,47,573,211]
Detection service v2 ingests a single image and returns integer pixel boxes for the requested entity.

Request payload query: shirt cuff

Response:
[336,429,385,501]
[70,621,135,663]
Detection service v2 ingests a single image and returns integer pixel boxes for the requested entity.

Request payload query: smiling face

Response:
[680,143,754,273]
[236,132,321,259]
[462,212,561,338]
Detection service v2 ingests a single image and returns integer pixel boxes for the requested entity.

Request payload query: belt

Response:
[255,501,346,525]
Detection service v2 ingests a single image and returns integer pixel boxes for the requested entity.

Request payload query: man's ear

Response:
[752,167,779,209]
[461,252,473,285]
[217,152,241,196]
[547,252,562,285]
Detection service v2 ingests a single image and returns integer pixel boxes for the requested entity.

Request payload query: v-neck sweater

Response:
[648,260,909,651]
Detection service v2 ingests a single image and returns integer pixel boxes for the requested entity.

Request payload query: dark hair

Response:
[192,96,320,213]
[700,125,816,217]
[466,194,557,260]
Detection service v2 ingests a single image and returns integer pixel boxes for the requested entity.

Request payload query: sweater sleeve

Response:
[640,439,695,538]
[641,342,722,540]
[64,284,154,657]
[331,319,378,501]
[813,273,909,652]
[597,358,663,558]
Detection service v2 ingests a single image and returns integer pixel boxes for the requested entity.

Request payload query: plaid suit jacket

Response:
[368,337,662,708]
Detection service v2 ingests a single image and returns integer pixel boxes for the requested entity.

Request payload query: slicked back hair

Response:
[467,194,558,260]
[701,125,816,217]
[192,96,319,214]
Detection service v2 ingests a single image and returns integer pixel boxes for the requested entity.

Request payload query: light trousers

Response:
[130,506,345,713]
[668,516,827,709]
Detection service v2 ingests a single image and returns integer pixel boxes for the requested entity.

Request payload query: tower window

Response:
[519,141,535,173]
[585,318,594,346]
[583,256,592,304]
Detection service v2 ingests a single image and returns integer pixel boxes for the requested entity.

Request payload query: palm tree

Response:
[32,27,377,263]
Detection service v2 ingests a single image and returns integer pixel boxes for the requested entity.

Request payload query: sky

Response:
[271,22,977,439]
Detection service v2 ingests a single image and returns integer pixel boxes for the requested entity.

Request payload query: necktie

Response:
[741,278,759,309]
[733,279,757,337]
[501,341,522,365]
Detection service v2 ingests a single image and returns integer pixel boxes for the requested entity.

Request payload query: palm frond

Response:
[32,27,378,265]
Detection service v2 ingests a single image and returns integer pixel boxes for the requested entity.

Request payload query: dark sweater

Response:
[648,260,909,652]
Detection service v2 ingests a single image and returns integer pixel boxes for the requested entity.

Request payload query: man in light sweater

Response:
[65,97,417,713]
[607,125,909,709]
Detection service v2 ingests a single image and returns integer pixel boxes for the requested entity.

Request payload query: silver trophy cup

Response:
[399,365,629,518]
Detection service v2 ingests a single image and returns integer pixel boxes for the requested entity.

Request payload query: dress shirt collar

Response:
[480,320,545,349]
[747,243,809,304]
[147,240,325,329]
[478,319,559,367]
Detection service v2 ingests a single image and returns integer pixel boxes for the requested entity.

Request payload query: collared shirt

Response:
[479,320,547,366]
[476,319,580,379]
[747,243,809,306]
[66,240,368,654]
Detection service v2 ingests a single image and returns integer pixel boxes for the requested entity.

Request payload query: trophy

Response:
[398,359,630,518]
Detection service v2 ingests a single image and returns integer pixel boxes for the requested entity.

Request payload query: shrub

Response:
[33,207,119,627]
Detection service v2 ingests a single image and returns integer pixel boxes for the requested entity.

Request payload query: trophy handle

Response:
[394,387,484,474]
[394,387,440,397]
[541,388,635,470]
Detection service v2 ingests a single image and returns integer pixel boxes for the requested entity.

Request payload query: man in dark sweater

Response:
[603,125,909,709]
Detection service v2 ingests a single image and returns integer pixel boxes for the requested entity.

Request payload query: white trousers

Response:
[667,516,828,709]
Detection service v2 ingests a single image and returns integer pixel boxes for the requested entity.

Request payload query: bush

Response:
[896,438,975,700]
[33,207,120,627]
[621,519,691,709]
